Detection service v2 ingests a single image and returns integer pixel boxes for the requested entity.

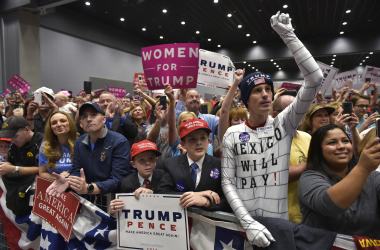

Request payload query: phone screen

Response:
[34,92,42,105]
[159,96,167,110]
[84,81,92,95]
[342,101,353,114]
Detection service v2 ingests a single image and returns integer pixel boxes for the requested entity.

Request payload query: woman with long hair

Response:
[299,124,380,237]
[130,105,148,142]
[39,111,77,179]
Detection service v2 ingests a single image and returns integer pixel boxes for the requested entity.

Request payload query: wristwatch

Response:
[87,183,94,194]
[13,166,20,174]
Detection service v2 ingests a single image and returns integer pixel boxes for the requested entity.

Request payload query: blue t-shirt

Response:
[39,144,73,174]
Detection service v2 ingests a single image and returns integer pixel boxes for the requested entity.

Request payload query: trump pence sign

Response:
[141,43,199,90]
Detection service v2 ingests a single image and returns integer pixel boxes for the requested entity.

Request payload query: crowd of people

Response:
[0,11,379,248]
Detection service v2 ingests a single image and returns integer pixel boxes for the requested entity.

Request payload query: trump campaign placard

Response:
[317,61,339,96]
[197,49,235,89]
[32,177,81,241]
[116,193,189,250]
[141,43,199,90]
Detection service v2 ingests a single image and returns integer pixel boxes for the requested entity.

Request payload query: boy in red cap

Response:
[156,118,228,211]
[109,139,165,214]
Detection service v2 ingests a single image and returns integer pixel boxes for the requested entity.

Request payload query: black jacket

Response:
[119,169,165,193]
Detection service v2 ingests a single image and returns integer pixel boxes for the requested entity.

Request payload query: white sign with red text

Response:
[197,49,235,89]
[116,193,189,250]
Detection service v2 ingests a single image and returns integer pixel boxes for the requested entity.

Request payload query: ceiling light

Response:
[251,67,254,69]
[214,0,219,3]
[159,36,164,39]
[120,17,125,22]
[248,64,251,66]
[181,21,186,25]
[362,60,366,62]
[207,38,212,42]
[246,33,250,37]
[330,65,333,67]
[369,52,374,55]
[283,4,288,9]
[237,24,242,29]
[360,63,363,66]
[243,61,247,64]
[342,22,347,26]
[270,59,274,62]
[332,58,335,61]
[195,30,200,34]
[255,69,258,71]
[339,31,344,35]
[333,54,336,57]
[253,40,257,44]
[217,44,221,48]
[85,1,91,6]
[365,56,369,59]
[227,13,232,18]
[279,68,282,70]
[273,62,277,65]
[278,68,281,71]
[162,9,167,14]
[141,27,146,31]
[345,9,351,14]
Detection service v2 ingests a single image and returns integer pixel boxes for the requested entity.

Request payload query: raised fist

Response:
[270,11,294,36]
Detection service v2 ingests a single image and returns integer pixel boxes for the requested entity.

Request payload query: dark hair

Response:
[306,124,355,175]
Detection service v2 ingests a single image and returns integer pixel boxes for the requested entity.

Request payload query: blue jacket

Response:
[72,128,132,194]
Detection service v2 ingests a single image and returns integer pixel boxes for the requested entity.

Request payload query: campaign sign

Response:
[141,43,199,90]
[197,49,235,89]
[334,70,359,90]
[280,82,302,91]
[133,72,148,91]
[0,88,11,97]
[32,177,81,241]
[108,87,127,98]
[362,65,380,84]
[317,61,339,96]
[7,74,31,94]
[116,193,189,250]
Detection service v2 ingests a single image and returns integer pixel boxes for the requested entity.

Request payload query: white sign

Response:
[362,65,380,84]
[317,61,339,96]
[197,49,235,89]
[333,70,359,90]
[116,194,189,250]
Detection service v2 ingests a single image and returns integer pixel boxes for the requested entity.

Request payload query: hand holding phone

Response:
[376,119,380,137]
[342,102,353,115]
[159,96,167,110]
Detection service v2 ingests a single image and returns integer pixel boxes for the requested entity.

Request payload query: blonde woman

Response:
[39,111,77,180]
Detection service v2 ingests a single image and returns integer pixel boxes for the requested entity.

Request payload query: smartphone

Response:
[159,96,167,110]
[84,81,92,95]
[376,119,380,137]
[34,92,42,105]
[365,78,371,83]
[342,101,353,114]
[200,104,208,114]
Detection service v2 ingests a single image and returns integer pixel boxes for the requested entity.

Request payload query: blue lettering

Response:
[158,211,169,221]
[122,209,130,219]
[133,210,142,219]
[173,212,182,222]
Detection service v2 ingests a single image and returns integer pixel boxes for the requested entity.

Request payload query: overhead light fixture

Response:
[195,30,200,34]
[141,27,146,31]
[207,38,212,42]
[162,9,167,14]
[251,66,254,69]
[120,17,125,22]
[332,58,335,61]
[237,24,242,29]
[279,68,282,70]
[333,54,336,57]
[283,4,288,9]
[360,63,363,66]
[339,31,344,35]
[85,1,91,6]
[217,44,221,48]
[227,13,232,18]
[362,60,366,62]
[214,0,219,3]
[273,62,277,65]
[253,40,257,44]
[342,22,347,25]
[248,64,251,66]
[243,61,247,64]
[159,36,164,39]
[345,9,351,14]
[366,56,369,59]
[246,33,250,37]
[369,52,374,55]
[255,69,259,71]
[330,65,333,67]
[181,21,186,25]
[270,59,274,62]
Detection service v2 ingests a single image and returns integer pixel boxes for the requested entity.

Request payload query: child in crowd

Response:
[109,139,164,214]
[157,118,228,211]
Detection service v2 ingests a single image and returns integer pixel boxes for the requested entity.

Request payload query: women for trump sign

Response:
[141,43,199,90]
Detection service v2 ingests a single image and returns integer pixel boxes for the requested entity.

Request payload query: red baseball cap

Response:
[130,139,161,159]
[179,118,211,139]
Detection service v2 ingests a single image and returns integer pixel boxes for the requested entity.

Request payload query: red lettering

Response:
[202,67,207,72]
[159,223,165,230]
[149,223,155,229]
[138,222,143,228]
[127,221,133,227]
[171,224,176,231]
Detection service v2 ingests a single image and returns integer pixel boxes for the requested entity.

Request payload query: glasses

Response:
[355,105,368,109]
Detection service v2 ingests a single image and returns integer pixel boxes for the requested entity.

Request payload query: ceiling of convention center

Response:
[57,0,380,75]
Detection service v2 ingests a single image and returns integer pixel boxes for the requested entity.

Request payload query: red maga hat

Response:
[130,139,161,159]
[179,118,211,139]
